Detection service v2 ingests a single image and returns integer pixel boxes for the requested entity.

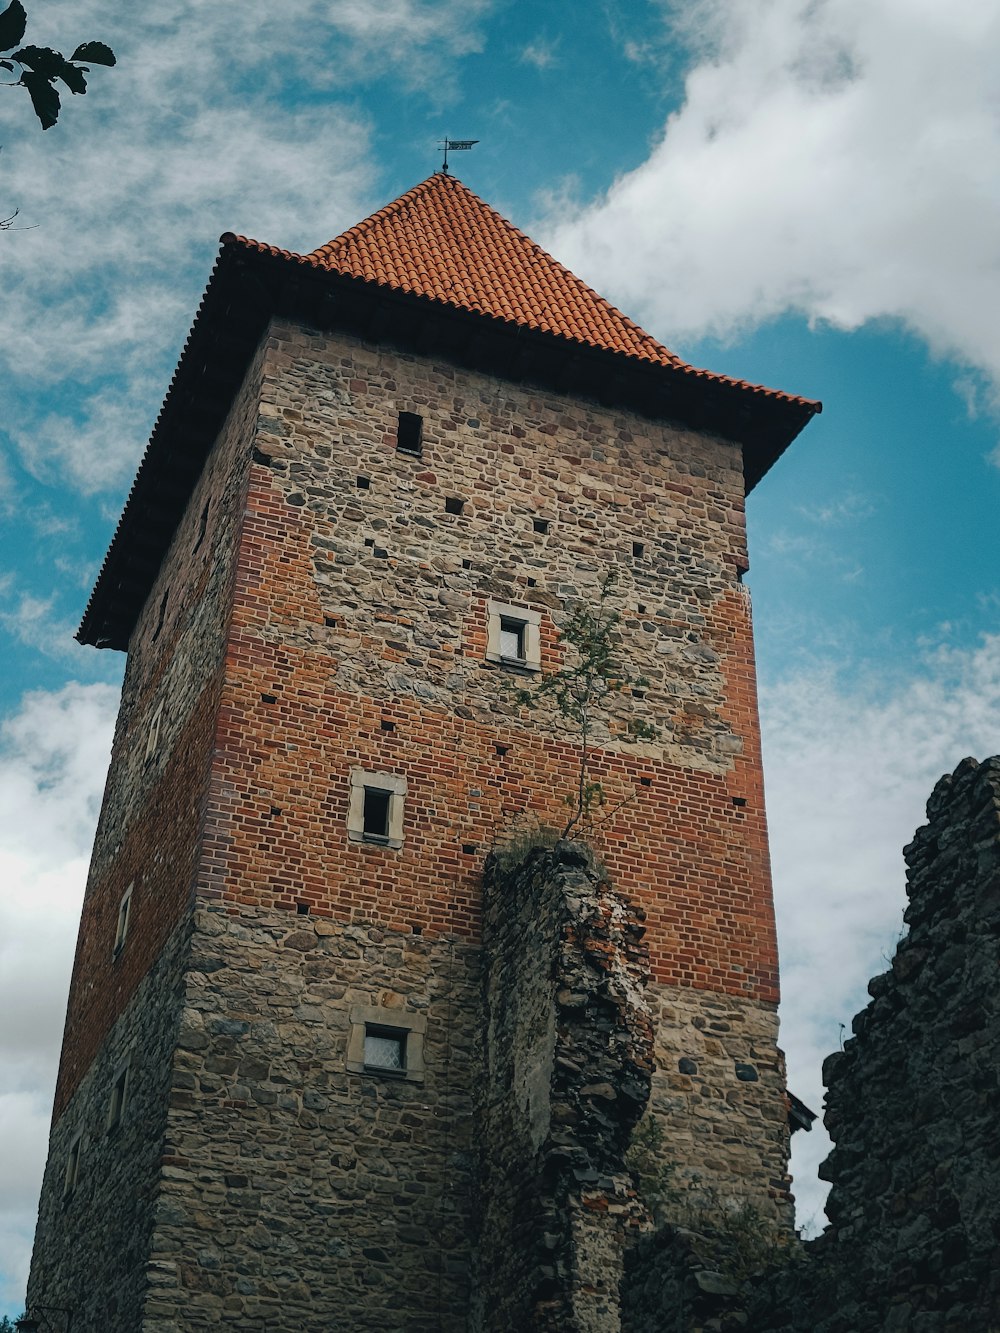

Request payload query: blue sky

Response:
[2,0,999,1311]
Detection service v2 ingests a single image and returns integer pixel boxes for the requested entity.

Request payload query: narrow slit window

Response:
[113,883,133,957]
[64,1135,82,1198]
[499,617,526,661]
[107,1064,130,1132]
[145,702,164,761]
[192,501,210,555]
[362,787,391,841]
[397,412,423,455]
[152,590,168,641]
[363,1025,406,1073]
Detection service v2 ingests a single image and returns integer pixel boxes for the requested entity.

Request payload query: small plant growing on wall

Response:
[516,571,658,839]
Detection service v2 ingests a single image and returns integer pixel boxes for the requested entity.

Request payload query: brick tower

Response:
[26,174,819,1330]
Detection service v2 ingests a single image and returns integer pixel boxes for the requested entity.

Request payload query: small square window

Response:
[113,883,133,958]
[346,1005,426,1082]
[486,601,542,672]
[364,1026,406,1073]
[533,518,550,534]
[348,769,407,848]
[633,541,645,558]
[397,412,423,455]
[498,617,526,662]
[445,496,465,515]
[107,1064,130,1132]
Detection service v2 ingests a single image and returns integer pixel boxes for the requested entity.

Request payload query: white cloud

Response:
[761,633,1000,1231]
[542,0,1000,393]
[0,0,496,497]
[522,37,560,70]
[0,682,118,1311]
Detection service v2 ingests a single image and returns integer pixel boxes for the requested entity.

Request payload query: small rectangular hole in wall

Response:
[411,923,423,936]
[270,807,282,817]
[374,546,387,559]
[325,616,338,628]
[364,537,375,548]
[633,689,645,700]
[462,844,477,855]
[445,496,465,515]
[261,693,277,705]
[640,777,652,788]
[633,541,645,558]
[380,719,395,732]
[495,743,510,756]
[638,603,647,614]
[533,518,550,534]
[64,1136,82,1199]
[397,412,423,455]
[296,901,309,916]
[732,796,748,807]
[527,577,537,587]
[462,558,473,570]
[356,476,371,489]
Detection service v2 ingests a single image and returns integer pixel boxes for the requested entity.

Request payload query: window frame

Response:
[107,1059,131,1134]
[346,1005,426,1082]
[486,601,541,671]
[63,1132,83,1200]
[347,769,407,849]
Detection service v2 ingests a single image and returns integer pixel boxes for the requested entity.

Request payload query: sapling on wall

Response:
[516,571,658,839]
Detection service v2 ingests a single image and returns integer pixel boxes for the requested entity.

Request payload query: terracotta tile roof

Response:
[227,174,818,412]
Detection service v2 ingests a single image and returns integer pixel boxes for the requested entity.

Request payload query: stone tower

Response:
[26,174,819,1330]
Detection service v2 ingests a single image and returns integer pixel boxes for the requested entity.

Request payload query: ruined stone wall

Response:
[760,754,1000,1331]
[478,841,653,1333]
[624,755,1000,1332]
[141,905,479,1331]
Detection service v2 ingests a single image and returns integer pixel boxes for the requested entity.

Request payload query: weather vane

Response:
[439,137,479,174]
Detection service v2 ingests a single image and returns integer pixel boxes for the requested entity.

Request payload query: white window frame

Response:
[486,601,541,671]
[347,769,407,849]
[346,1005,426,1082]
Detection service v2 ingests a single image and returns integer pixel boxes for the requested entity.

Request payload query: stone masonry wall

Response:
[142,904,479,1331]
[478,840,654,1333]
[51,338,264,1116]
[26,914,191,1330]
[623,755,1000,1332]
[756,754,1000,1332]
[210,318,779,1003]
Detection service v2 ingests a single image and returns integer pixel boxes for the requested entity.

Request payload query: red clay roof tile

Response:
[229,173,817,411]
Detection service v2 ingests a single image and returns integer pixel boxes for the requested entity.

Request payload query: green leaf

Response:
[20,68,60,128]
[0,0,27,52]
[70,40,115,66]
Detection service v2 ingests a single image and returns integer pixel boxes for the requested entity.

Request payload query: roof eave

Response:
[78,241,820,651]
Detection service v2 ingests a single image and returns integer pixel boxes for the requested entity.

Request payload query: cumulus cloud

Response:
[761,633,1000,1230]
[543,0,1000,393]
[0,683,118,1311]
